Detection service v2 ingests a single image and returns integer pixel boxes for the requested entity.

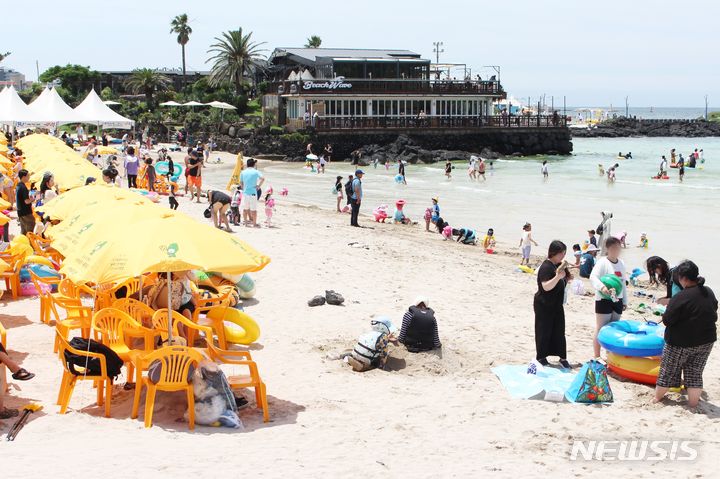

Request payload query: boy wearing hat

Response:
[579,244,599,278]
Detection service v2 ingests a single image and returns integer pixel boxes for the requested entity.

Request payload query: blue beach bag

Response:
[565,359,613,403]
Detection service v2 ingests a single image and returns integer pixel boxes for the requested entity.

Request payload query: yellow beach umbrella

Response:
[0,197,11,210]
[0,132,7,145]
[40,184,153,220]
[60,211,271,285]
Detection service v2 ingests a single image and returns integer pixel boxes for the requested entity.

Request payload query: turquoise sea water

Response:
[212,137,719,283]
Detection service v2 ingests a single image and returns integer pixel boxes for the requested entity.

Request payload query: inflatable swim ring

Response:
[373,205,389,223]
[599,274,624,300]
[651,175,670,180]
[394,174,404,184]
[518,265,535,274]
[598,320,665,357]
[20,264,60,283]
[20,281,51,297]
[155,161,183,182]
[205,306,260,345]
[606,352,660,385]
[23,255,55,269]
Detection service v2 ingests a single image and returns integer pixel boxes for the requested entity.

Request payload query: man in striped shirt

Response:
[398,296,442,352]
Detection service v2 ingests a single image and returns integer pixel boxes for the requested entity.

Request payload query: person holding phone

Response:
[533,240,572,368]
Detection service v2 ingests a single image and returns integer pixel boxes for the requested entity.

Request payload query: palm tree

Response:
[170,14,192,88]
[0,52,10,63]
[125,68,172,106]
[206,28,265,95]
[305,36,322,48]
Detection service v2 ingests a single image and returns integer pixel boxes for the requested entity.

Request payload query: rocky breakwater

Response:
[207,124,573,163]
[572,117,720,138]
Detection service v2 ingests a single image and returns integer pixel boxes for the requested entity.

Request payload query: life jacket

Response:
[352,331,386,367]
[403,306,437,352]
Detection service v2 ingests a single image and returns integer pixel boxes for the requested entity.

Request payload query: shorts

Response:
[595,299,623,315]
[187,175,202,188]
[656,342,714,389]
[18,214,36,236]
[178,300,195,315]
[521,245,531,259]
[243,195,258,212]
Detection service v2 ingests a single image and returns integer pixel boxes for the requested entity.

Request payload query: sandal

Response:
[11,368,35,381]
[0,407,19,419]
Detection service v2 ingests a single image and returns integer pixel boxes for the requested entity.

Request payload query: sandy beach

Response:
[1,158,719,477]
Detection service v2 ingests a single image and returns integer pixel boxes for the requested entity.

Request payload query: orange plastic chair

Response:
[55,332,114,417]
[49,295,92,353]
[151,309,198,346]
[91,308,155,381]
[130,346,203,429]
[0,253,25,300]
[26,232,63,264]
[28,269,62,325]
[204,340,269,423]
[112,298,155,328]
[0,320,8,392]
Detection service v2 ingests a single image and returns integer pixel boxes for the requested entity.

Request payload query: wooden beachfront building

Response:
[265,47,564,131]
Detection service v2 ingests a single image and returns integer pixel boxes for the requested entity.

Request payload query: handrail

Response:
[314,114,567,130]
[274,79,504,96]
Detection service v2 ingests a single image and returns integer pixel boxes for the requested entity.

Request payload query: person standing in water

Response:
[444,160,452,179]
[398,160,407,185]
[607,163,619,182]
[659,155,668,177]
[533,240,572,368]
[541,160,549,179]
[478,158,486,181]
[678,156,685,182]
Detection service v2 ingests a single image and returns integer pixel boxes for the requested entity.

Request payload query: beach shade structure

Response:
[181,101,206,107]
[102,100,121,106]
[159,101,182,107]
[39,183,153,221]
[15,134,103,188]
[27,87,83,125]
[58,210,271,342]
[0,86,43,141]
[207,100,237,120]
[74,89,134,130]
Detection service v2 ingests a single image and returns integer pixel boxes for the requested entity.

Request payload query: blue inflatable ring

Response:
[155,161,183,182]
[598,320,665,357]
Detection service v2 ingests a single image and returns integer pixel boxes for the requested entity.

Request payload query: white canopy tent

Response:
[28,86,84,125]
[74,89,134,129]
[0,85,44,141]
[159,100,182,106]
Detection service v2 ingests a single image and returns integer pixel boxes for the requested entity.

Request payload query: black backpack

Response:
[596,223,604,236]
[344,180,353,198]
[64,337,123,378]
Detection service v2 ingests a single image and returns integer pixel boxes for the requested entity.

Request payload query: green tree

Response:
[124,68,172,106]
[305,36,322,48]
[38,64,100,100]
[206,28,265,95]
[0,52,10,63]
[170,13,192,88]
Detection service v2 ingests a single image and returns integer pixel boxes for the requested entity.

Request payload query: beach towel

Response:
[492,365,576,400]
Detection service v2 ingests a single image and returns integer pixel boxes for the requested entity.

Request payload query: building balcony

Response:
[274,78,505,97]
[307,114,567,131]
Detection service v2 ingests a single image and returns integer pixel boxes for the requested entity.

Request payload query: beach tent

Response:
[0,86,43,136]
[287,71,298,81]
[28,86,83,125]
[74,89,134,129]
[300,69,314,80]
[102,100,121,105]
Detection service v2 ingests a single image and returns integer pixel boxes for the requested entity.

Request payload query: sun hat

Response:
[414,295,429,308]
[586,244,600,252]
[371,316,398,335]
[431,197,438,202]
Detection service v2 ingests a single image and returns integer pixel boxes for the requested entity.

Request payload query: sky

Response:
[2,0,718,107]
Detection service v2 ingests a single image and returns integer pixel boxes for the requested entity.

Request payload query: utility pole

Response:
[432,41,444,65]
[625,96,629,117]
[705,94,709,120]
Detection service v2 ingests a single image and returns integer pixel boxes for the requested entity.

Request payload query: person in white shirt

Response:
[589,236,628,357]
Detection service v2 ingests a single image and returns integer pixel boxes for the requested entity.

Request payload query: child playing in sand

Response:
[264,190,275,227]
[572,243,582,266]
[346,317,398,372]
[454,228,477,245]
[230,187,242,226]
[638,232,649,248]
[393,200,411,225]
[519,223,538,266]
[483,228,496,251]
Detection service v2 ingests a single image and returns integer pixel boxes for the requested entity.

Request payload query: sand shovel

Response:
[6,403,42,441]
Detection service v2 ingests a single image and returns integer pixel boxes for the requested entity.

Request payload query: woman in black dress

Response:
[534,240,572,368]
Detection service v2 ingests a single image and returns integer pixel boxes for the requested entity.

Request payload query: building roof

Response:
[271,48,426,64]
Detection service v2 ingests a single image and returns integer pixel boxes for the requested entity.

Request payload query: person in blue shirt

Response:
[430,197,440,224]
[350,170,364,227]
[239,158,265,227]
[579,244,599,278]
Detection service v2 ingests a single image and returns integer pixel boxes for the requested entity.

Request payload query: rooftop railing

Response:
[274,78,504,96]
[311,114,567,130]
